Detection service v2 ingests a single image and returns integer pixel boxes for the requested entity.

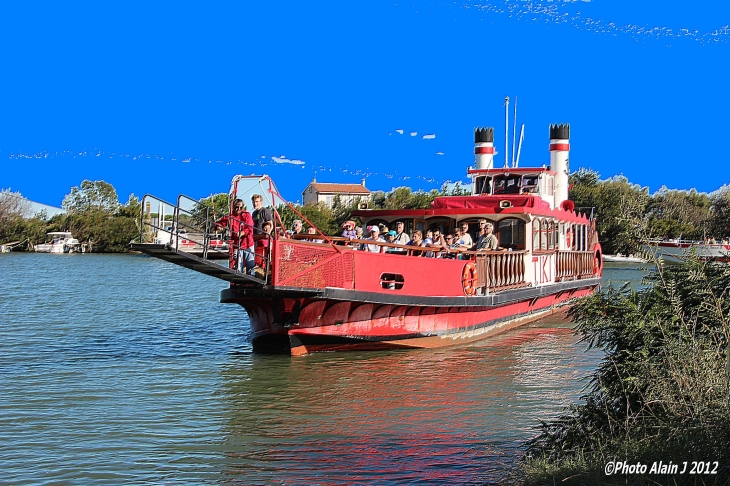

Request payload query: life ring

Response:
[462,262,478,296]
[593,243,602,277]
[565,227,573,250]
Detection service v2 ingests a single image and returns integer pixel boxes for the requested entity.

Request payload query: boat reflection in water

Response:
[216,316,601,484]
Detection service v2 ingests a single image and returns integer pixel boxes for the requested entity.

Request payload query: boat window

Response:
[475,176,492,195]
[493,174,521,195]
[521,175,540,194]
[499,218,525,250]
[380,273,404,290]
[532,219,541,251]
[551,221,559,250]
[546,220,555,250]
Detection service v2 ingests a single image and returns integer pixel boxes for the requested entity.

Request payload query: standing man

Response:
[393,221,410,245]
[251,194,273,235]
[474,222,501,251]
[215,198,255,274]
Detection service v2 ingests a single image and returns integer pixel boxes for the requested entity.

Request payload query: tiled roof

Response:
[307,183,371,194]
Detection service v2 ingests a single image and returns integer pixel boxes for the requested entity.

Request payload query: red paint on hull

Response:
[234,287,596,356]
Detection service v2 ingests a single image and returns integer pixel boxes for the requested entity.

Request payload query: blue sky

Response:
[2,1,729,207]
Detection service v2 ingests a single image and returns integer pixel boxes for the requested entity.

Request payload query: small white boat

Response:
[34,232,83,254]
[602,253,646,263]
[642,239,730,263]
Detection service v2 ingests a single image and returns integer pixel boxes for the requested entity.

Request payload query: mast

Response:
[511,96,518,167]
[504,96,509,168]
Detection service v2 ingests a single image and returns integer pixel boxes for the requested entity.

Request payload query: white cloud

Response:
[422,134,436,139]
[395,129,404,134]
[272,156,305,165]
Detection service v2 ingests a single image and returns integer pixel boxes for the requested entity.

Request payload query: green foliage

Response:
[519,255,730,484]
[569,170,650,255]
[3,180,139,252]
[62,180,120,213]
[710,185,730,239]
[646,186,711,240]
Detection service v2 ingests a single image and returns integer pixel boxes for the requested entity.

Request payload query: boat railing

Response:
[138,194,233,261]
[556,250,595,280]
[475,251,528,292]
[270,236,530,294]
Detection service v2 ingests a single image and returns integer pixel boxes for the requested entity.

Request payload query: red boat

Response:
[133,122,602,356]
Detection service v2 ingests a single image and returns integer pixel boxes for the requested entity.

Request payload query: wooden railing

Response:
[556,250,595,280]
[475,250,528,292]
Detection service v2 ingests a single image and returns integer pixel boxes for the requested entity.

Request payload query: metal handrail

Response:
[139,193,271,282]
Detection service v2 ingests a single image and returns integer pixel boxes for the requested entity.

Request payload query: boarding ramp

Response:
[131,194,266,286]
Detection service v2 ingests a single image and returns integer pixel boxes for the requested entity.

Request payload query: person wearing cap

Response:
[361,225,385,253]
[384,230,399,253]
[393,221,410,246]
[341,220,357,239]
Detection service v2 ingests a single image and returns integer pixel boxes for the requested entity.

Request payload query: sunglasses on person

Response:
[234,205,243,210]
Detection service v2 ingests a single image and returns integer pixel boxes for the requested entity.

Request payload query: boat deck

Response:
[131,244,265,286]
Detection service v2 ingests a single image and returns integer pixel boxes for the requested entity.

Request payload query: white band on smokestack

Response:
[474,127,495,170]
[549,124,570,209]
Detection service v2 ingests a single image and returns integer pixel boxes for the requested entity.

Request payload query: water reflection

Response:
[217,323,601,484]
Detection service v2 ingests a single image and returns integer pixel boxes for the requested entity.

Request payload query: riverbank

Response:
[514,256,730,485]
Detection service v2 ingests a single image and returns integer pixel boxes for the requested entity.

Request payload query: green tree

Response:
[62,180,120,213]
[569,170,649,255]
[646,186,711,240]
[710,185,730,239]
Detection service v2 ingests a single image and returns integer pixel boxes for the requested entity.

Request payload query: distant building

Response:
[301,178,371,208]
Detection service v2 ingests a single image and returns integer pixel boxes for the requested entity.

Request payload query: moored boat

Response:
[33,232,84,253]
[132,118,602,356]
[641,239,730,263]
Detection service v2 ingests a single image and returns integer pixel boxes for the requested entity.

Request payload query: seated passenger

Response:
[385,230,399,253]
[361,226,385,253]
[458,223,473,248]
[407,230,426,256]
[441,232,461,259]
[393,221,410,245]
[423,230,435,258]
[306,226,324,243]
[341,220,357,240]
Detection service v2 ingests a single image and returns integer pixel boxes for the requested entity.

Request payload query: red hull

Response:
[225,285,596,356]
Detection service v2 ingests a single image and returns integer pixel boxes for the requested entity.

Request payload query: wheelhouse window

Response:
[474,176,492,195]
[499,218,525,250]
[521,174,540,194]
[493,174,521,195]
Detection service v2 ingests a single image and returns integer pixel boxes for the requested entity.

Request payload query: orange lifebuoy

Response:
[462,262,478,296]
[593,243,602,277]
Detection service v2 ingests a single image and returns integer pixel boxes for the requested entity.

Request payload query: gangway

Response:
[131,192,268,287]
[131,242,265,285]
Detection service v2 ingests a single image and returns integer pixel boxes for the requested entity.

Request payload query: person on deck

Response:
[474,222,501,251]
[251,194,273,235]
[361,226,386,253]
[254,220,274,270]
[291,220,304,236]
[459,222,473,248]
[393,221,410,246]
[341,220,357,240]
[306,226,323,243]
[407,230,426,256]
[215,198,255,274]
